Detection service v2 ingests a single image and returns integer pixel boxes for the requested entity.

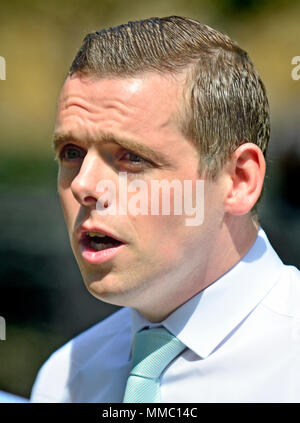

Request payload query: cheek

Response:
[127,180,202,258]
[58,166,79,190]
[58,186,78,227]
[134,213,191,263]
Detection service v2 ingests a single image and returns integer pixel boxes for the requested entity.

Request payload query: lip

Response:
[76,224,126,243]
[80,243,125,265]
[76,224,126,265]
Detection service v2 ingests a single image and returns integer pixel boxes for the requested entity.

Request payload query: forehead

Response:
[55,72,196,162]
[57,72,185,122]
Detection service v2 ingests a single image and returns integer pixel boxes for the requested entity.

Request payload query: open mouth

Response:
[83,232,123,252]
[77,228,125,264]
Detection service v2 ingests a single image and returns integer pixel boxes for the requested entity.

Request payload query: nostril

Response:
[97,198,110,209]
[83,195,98,205]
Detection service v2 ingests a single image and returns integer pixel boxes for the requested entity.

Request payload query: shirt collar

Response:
[131,228,284,358]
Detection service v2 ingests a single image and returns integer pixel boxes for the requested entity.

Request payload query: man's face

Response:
[55,72,225,320]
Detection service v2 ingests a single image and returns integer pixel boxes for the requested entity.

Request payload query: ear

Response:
[224,143,266,215]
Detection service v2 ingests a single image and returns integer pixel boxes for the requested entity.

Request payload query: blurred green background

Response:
[0,0,299,399]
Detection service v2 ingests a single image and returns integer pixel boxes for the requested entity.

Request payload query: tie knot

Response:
[130,327,186,379]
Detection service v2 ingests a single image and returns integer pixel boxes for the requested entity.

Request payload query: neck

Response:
[203,213,259,288]
[137,214,259,323]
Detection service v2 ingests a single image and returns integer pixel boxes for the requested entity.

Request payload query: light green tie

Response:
[123,327,186,403]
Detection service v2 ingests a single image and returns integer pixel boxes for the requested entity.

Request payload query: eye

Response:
[122,152,145,163]
[116,150,152,174]
[59,144,86,162]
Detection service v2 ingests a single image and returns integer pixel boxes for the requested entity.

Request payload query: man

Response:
[30,16,300,403]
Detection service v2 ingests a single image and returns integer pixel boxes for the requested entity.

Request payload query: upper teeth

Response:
[88,232,106,238]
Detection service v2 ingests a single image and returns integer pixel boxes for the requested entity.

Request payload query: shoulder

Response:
[262,264,300,318]
[30,307,131,402]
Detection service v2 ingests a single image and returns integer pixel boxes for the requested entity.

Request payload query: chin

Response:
[86,272,150,309]
[83,274,127,305]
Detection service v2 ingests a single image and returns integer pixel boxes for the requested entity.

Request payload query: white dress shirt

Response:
[30,228,300,403]
[0,390,29,403]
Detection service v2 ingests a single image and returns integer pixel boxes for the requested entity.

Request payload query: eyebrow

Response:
[53,131,174,167]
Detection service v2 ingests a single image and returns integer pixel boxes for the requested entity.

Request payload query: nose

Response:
[71,150,111,208]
